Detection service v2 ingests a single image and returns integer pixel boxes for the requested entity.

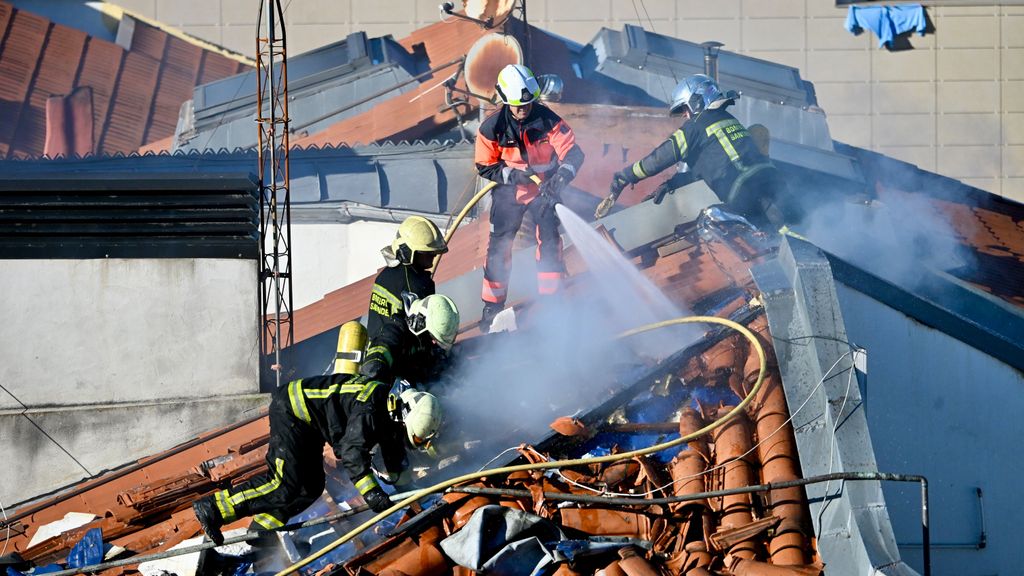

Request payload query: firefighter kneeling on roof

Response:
[191,296,458,546]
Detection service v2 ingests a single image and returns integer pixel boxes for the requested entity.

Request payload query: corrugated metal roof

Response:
[0,1,247,159]
[0,172,260,259]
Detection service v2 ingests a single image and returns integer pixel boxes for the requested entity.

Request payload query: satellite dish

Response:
[465,33,523,103]
[463,0,516,27]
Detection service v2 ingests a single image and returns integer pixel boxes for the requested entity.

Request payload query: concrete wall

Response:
[0,259,259,406]
[286,220,400,310]
[0,258,263,504]
[835,283,1024,575]
[109,0,1024,203]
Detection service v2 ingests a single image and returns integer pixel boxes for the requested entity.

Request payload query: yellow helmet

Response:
[391,216,447,265]
[406,294,460,351]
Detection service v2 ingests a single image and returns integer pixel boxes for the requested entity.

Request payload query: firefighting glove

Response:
[506,168,536,186]
[610,171,630,196]
[358,357,385,380]
[363,486,392,513]
[648,181,672,205]
[543,166,574,196]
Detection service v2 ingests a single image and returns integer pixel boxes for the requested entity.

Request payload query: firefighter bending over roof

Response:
[595,74,796,229]
[192,366,443,545]
[360,216,455,386]
[475,64,585,333]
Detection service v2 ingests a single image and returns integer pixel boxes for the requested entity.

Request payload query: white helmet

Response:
[406,294,460,351]
[495,64,540,106]
[400,389,442,449]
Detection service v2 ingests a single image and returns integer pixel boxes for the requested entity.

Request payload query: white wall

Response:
[835,284,1024,576]
[0,259,259,407]
[286,220,400,309]
[0,258,263,504]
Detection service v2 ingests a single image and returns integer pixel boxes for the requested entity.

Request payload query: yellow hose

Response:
[434,175,543,276]
[275,315,766,576]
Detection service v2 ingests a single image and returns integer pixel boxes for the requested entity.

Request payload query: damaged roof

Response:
[1,201,844,575]
[4,8,1024,576]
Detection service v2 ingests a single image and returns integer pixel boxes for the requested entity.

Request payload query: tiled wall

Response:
[110,0,1024,201]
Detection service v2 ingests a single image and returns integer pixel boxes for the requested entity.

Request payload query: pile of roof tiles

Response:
[330,314,825,576]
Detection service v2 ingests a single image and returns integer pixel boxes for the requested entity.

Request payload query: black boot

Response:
[193,498,225,546]
[479,302,503,333]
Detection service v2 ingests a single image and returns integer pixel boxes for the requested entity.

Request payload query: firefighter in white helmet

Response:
[475,63,585,332]
[361,216,450,385]
[192,373,444,545]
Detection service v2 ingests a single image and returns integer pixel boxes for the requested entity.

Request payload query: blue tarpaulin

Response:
[66,528,104,569]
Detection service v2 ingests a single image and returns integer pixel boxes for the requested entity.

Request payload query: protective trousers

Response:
[210,400,327,531]
[728,165,799,230]
[481,184,563,304]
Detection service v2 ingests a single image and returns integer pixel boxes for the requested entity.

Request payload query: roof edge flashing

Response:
[752,236,919,576]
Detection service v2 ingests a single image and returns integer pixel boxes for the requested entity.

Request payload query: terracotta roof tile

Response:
[293,19,490,148]
[76,37,124,150]
[147,38,204,142]
[100,51,161,153]
[129,18,168,61]
[197,50,245,85]
[0,1,248,158]
[10,24,86,158]
[0,8,48,157]
[887,189,1024,309]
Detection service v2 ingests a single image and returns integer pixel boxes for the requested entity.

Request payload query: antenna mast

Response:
[257,0,293,388]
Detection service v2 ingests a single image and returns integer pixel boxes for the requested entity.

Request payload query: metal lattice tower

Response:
[256,0,293,388]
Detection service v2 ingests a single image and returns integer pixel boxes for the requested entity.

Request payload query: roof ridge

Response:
[95,2,255,66]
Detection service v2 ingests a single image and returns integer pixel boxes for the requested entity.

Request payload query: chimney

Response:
[700,41,724,81]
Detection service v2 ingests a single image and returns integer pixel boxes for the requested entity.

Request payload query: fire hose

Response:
[274,314,768,576]
[434,175,543,276]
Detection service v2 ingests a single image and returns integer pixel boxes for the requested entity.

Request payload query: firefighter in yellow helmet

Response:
[361,216,451,385]
[192,373,444,544]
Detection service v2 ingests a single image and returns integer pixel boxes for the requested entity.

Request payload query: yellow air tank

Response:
[335,321,367,375]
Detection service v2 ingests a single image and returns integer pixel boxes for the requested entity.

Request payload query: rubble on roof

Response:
[3,206,828,575]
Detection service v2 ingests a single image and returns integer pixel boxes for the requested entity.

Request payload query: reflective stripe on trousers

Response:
[537,271,562,295]
[482,278,507,304]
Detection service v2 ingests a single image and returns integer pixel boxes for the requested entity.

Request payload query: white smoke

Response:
[796,187,971,287]
[433,205,699,475]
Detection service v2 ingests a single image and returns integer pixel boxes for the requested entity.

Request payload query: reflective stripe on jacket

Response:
[475,103,584,204]
[623,107,771,204]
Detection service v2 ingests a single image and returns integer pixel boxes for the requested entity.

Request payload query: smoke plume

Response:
[431,205,699,476]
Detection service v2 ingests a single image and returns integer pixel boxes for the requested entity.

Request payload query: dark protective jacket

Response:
[208,373,407,529]
[475,103,585,205]
[279,373,406,490]
[364,264,444,385]
[621,107,773,205]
